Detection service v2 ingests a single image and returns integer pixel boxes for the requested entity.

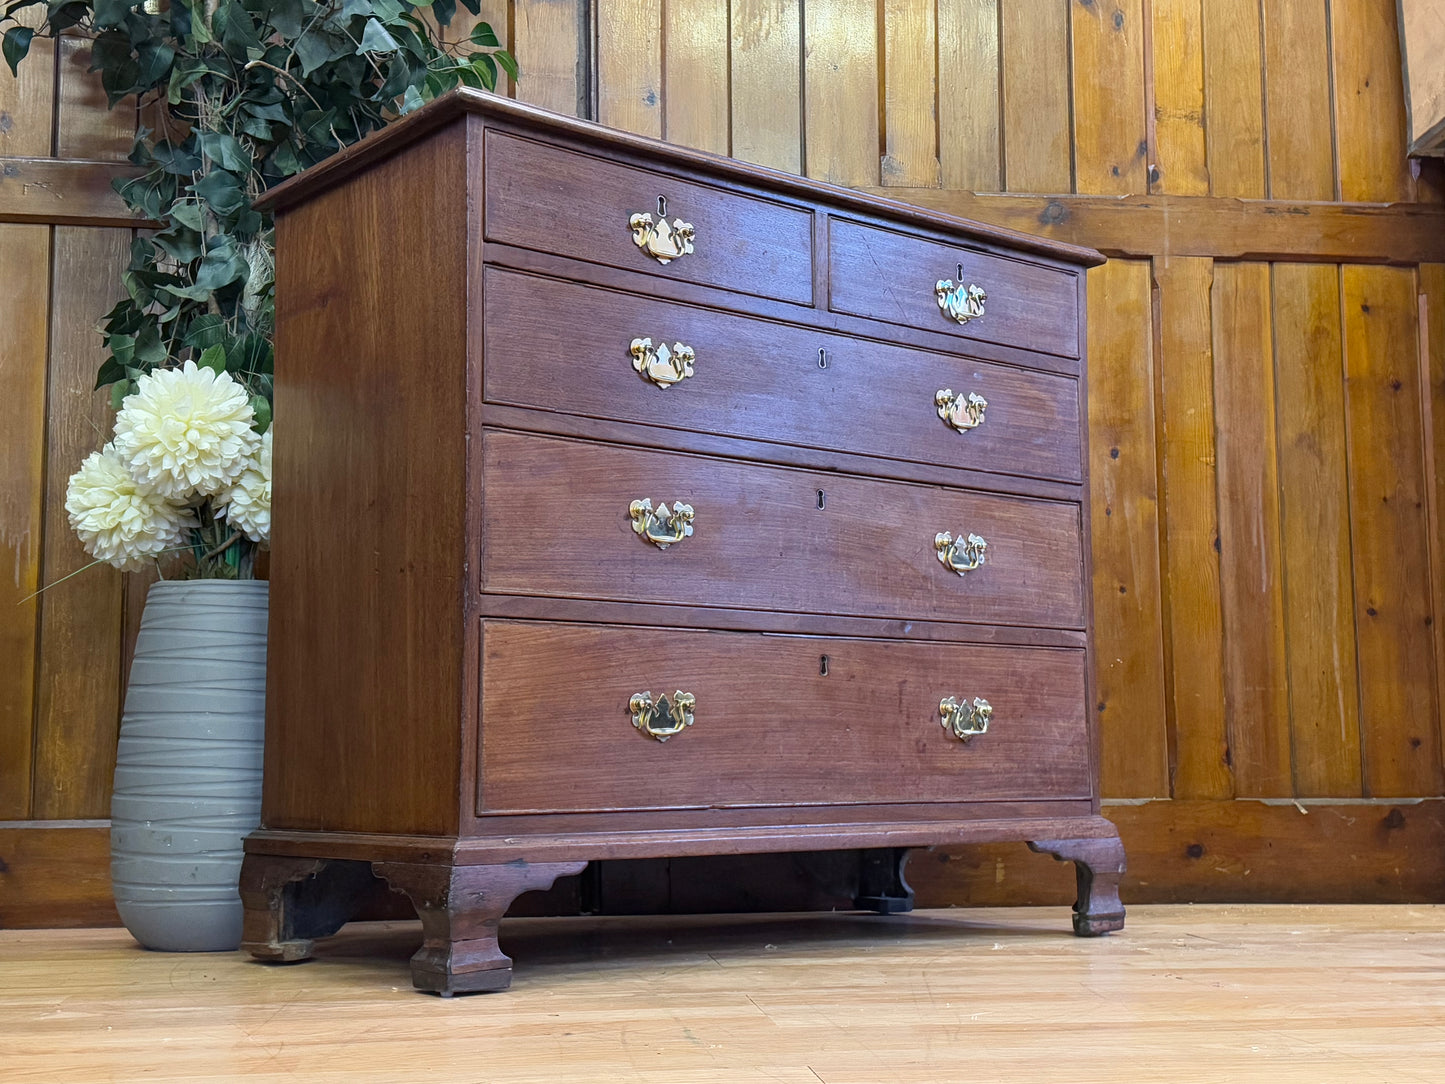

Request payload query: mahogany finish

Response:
[479,431,1087,628]
[482,267,1084,484]
[241,89,1119,995]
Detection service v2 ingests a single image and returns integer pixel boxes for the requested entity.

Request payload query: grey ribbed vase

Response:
[111,580,268,952]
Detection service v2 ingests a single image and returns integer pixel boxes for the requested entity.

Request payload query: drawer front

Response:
[829,219,1080,358]
[483,269,1082,484]
[479,621,1091,812]
[480,431,1085,629]
[483,130,815,305]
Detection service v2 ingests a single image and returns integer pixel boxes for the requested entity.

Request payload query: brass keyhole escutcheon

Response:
[630,690,696,741]
[940,696,992,742]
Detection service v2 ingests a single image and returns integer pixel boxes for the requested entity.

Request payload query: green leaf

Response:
[400,84,425,114]
[191,168,247,217]
[184,313,228,349]
[110,381,131,410]
[136,40,175,87]
[197,131,250,173]
[468,21,499,47]
[169,200,205,231]
[457,0,480,15]
[95,357,128,390]
[194,235,249,290]
[357,17,399,54]
[251,395,272,433]
[3,26,34,77]
[153,223,203,263]
[197,343,228,374]
[91,0,127,28]
[495,48,518,83]
[470,52,496,90]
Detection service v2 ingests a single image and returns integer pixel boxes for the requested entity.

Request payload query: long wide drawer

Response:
[829,219,1080,358]
[483,268,1082,484]
[478,621,1092,813]
[480,431,1085,629]
[483,130,815,305]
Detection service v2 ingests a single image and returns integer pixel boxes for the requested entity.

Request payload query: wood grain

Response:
[0,157,150,226]
[597,0,662,137]
[482,128,815,305]
[54,38,134,160]
[1272,263,1361,797]
[1085,259,1168,798]
[1330,0,1412,203]
[1153,255,1230,799]
[881,0,939,187]
[1341,265,1442,797]
[1260,0,1334,201]
[481,267,1084,484]
[479,430,1087,629]
[663,0,729,154]
[802,0,879,188]
[264,122,469,836]
[0,223,51,821]
[1421,265,1445,784]
[937,0,999,192]
[30,227,129,821]
[1000,0,1072,193]
[1200,0,1263,198]
[1400,0,1445,152]
[512,0,588,116]
[1069,0,1147,195]
[0,822,118,927]
[729,0,802,173]
[1211,262,1289,796]
[1148,0,1208,195]
[479,621,1091,812]
[0,4,55,157]
[827,218,1080,357]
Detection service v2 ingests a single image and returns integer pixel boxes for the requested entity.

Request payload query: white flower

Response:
[113,361,259,500]
[219,427,272,543]
[65,445,196,571]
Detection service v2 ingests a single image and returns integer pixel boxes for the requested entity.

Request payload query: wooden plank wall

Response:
[7,0,1445,924]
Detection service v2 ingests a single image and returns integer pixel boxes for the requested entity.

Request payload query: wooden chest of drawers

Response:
[240,89,1123,995]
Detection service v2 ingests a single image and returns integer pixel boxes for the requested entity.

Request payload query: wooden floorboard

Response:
[4,905,1445,1082]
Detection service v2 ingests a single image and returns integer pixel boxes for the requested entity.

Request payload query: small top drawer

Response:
[829,219,1080,358]
[483,130,815,305]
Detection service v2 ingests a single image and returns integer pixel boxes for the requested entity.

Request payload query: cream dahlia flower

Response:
[113,361,259,500]
[219,427,272,543]
[65,445,196,570]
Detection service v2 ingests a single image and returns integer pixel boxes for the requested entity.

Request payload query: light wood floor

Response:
[4,905,1445,1083]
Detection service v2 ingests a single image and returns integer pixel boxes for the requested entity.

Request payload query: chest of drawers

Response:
[239,89,1124,996]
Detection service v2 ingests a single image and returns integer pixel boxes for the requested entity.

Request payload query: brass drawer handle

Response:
[935,272,986,325]
[935,531,987,575]
[630,498,695,549]
[936,388,988,432]
[631,337,696,388]
[630,690,696,741]
[629,195,695,264]
[940,696,992,742]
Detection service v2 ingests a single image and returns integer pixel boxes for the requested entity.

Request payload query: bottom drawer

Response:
[478,621,1090,813]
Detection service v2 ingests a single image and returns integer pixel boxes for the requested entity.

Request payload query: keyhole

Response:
[957,263,964,280]
[816,490,826,510]
[820,655,830,676]
[657,195,668,217]
[818,347,828,369]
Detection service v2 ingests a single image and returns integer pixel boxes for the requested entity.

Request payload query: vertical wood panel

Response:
[0,224,51,820]
[881,0,939,186]
[31,228,130,820]
[730,0,802,172]
[937,0,998,191]
[1000,0,1071,193]
[1201,0,1264,198]
[1341,265,1441,797]
[1154,255,1232,799]
[55,39,135,159]
[1260,0,1334,200]
[1088,259,1169,797]
[514,0,588,116]
[1149,0,1208,195]
[1212,261,1290,795]
[1273,263,1361,797]
[1330,0,1412,202]
[803,0,879,187]
[1421,265,1445,782]
[1069,0,1146,195]
[664,0,731,154]
[0,6,55,157]
[598,0,663,136]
